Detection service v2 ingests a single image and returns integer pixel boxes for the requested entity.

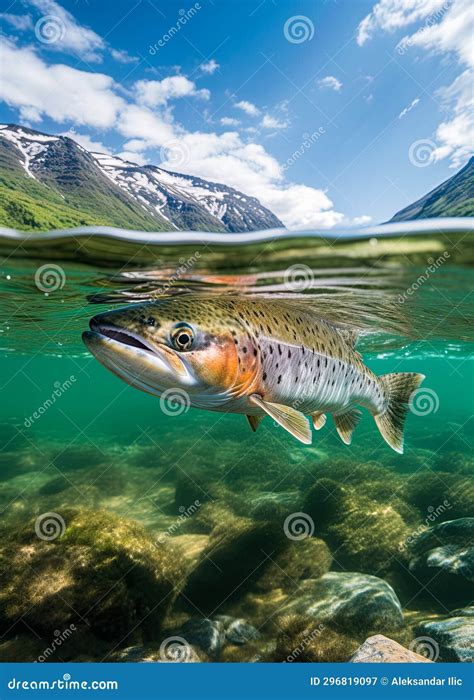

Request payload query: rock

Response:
[349,635,433,662]
[303,479,410,575]
[179,618,226,658]
[183,519,288,611]
[224,618,260,645]
[255,537,332,592]
[0,509,184,642]
[272,614,359,662]
[407,518,474,604]
[415,609,474,662]
[279,572,404,634]
[248,491,300,522]
[401,472,474,521]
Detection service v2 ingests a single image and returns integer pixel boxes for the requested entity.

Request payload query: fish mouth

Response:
[82,318,192,383]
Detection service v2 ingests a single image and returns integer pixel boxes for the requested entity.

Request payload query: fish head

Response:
[82,299,242,405]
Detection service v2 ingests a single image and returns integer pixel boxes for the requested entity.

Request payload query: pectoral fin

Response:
[312,412,327,430]
[249,394,312,444]
[334,408,362,445]
[246,415,263,432]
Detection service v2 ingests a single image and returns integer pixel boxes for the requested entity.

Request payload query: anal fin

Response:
[250,394,312,445]
[247,415,263,432]
[334,408,362,445]
[312,412,327,430]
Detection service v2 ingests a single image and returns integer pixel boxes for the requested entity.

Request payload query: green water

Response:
[0,228,472,663]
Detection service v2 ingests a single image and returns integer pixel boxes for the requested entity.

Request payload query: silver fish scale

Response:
[259,337,385,416]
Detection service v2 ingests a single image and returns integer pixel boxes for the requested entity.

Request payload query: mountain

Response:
[390,156,474,221]
[0,124,283,233]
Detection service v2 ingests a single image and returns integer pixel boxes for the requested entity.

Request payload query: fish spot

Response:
[277,375,282,384]
[263,372,267,380]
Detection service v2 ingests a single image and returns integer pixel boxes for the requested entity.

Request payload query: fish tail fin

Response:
[374,372,425,453]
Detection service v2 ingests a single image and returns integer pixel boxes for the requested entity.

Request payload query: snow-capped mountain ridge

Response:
[0,124,283,233]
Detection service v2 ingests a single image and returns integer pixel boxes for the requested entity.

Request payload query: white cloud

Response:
[0,13,33,30]
[398,97,420,118]
[134,76,210,107]
[60,129,111,154]
[220,117,240,126]
[352,215,373,226]
[261,115,288,129]
[235,100,260,116]
[27,0,105,62]
[110,48,139,64]
[356,0,446,46]
[0,38,123,127]
[432,70,473,168]
[0,37,345,229]
[200,59,219,74]
[116,150,148,166]
[358,0,474,169]
[317,75,343,91]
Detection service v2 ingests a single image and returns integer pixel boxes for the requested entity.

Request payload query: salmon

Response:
[82,296,424,452]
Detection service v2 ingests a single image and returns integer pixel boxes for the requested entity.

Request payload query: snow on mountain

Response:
[0,124,284,233]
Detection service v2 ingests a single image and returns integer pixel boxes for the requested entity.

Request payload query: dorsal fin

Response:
[249,394,312,444]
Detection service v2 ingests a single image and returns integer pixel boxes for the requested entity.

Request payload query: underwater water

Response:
[0,221,472,664]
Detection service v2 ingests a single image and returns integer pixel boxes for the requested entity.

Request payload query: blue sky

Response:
[0,0,472,228]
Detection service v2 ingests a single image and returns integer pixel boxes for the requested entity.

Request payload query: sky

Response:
[0,0,472,229]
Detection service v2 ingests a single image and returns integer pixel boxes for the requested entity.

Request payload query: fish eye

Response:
[170,323,195,351]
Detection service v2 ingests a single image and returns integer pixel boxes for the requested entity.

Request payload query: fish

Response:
[82,296,424,452]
